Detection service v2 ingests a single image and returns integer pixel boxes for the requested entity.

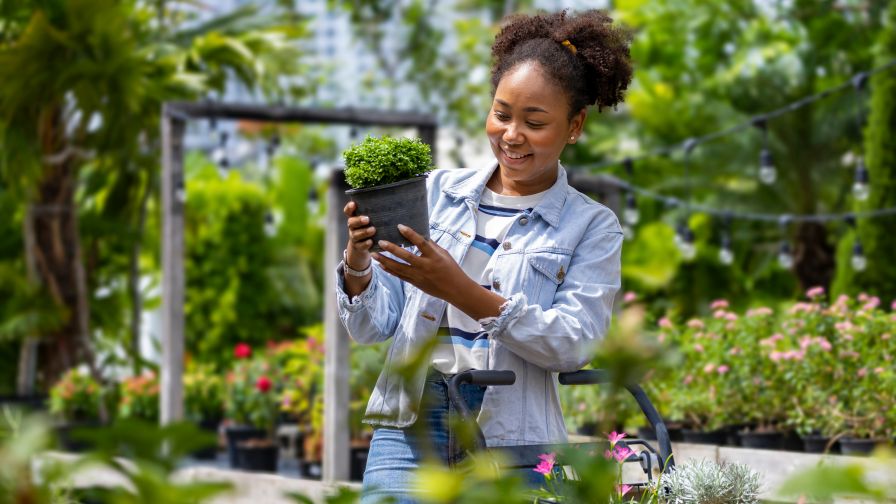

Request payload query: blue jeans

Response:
[361,372,486,504]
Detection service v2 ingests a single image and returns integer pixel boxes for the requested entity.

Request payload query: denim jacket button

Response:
[518,217,529,226]
[502,241,511,251]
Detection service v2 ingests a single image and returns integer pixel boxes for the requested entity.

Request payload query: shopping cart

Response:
[446,369,675,491]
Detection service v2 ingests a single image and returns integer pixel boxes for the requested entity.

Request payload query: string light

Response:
[851,239,867,272]
[851,72,871,202]
[676,220,696,261]
[755,118,777,185]
[718,214,734,265]
[214,131,229,178]
[624,191,639,226]
[264,212,277,237]
[777,217,793,269]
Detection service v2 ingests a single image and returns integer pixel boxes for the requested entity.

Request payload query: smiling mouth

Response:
[501,147,532,160]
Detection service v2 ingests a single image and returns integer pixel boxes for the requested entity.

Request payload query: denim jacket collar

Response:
[441,161,570,228]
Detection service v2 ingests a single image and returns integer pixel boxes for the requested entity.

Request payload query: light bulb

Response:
[677,226,696,261]
[778,242,793,269]
[623,225,635,240]
[624,193,639,225]
[719,247,734,265]
[264,212,277,237]
[759,148,777,185]
[174,181,186,204]
[851,241,867,272]
[853,159,870,201]
[679,241,697,261]
[217,157,230,179]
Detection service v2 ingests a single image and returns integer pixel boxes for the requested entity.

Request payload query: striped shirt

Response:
[431,186,548,374]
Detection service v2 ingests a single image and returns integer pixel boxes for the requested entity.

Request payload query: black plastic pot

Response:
[346,176,429,251]
[665,421,686,442]
[191,418,221,460]
[737,430,783,450]
[681,428,726,445]
[56,421,102,452]
[350,446,369,482]
[839,436,885,456]
[224,425,266,468]
[300,459,323,480]
[801,433,840,454]
[236,442,279,472]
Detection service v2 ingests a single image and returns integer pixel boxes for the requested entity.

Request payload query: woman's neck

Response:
[486,163,558,196]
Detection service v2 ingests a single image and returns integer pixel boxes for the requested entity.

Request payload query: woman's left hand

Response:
[372,224,471,303]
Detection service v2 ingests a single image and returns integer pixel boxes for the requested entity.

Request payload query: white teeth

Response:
[502,148,529,160]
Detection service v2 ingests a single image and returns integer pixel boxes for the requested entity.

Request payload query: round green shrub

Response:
[343,135,433,189]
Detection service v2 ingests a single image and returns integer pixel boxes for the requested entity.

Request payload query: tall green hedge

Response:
[832,2,896,299]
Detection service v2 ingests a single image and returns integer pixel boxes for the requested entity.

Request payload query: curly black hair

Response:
[491,10,633,117]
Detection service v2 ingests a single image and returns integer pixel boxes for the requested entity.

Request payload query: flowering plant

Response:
[48,369,102,423]
[118,372,160,422]
[224,346,280,437]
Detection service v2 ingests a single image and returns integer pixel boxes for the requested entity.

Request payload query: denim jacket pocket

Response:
[526,250,573,309]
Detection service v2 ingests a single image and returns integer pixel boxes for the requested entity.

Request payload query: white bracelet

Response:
[343,249,372,277]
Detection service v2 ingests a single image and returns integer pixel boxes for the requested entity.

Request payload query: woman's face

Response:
[486,61,585,194]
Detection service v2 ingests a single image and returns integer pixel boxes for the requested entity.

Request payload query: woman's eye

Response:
[493,111,510,121]
[527,122,544,128]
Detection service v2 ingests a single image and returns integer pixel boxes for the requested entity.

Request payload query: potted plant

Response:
[184,364,225,459]
[655,459,762,503]
[223,345,280,471]
[118,371,160,423]
[49,368,104,451]
[343,134,434,251]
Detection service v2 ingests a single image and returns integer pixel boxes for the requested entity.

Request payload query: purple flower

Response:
[533,453,556,476]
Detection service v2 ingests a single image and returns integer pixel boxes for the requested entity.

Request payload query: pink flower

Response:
[683,374,694,385]
[769,351,783,362]
[612,445,633,463]
[658,317,673,329]
[578,402,586,412]
[857,368,867,378]
[806,286,825,299]
[717,365,730,375]
[623,291,637,303]
[710,299,729,310]
[686,319,705,329]
[882,333,891,341]
[607,431,627,446]
[617,484,633,497]
[725,322,737,331]
[729,347,741,356]
[693,343,704,353]
[816,338,832,351]
[533,453,556,476]
[858,292,869,302]
[703,363,716,374]
[234,343,252,359]
[874,367,885,375]
[713,309,728,319]
[891,300,896,311]
[799,336,812,350]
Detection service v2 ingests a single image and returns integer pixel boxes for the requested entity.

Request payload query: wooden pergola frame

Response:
[160,101,437,482]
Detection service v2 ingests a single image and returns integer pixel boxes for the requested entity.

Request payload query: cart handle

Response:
[559,370,675,472]
[448,370,516,450]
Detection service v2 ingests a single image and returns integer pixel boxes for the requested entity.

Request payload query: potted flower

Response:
[343,134,434,251]
[118,371,160,423]
[276,329,324,479]
[49,368,103,451]
[223,344,280,471]
[184,364,225,459]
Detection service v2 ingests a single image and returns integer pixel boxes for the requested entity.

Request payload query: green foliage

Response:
[833,1,896,300]
[343,135,433,189]
[224,351,279,436]
[183,364,225,423]
[48,369,102,423]
[778,453,896,502]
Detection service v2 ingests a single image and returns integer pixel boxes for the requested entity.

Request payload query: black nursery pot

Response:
[839,436,885,456]
[350,446,369,482]
[681,428,727,445]
[346,176,430,252]
[224,425,266,468]
[56,420,103,452]
[191,418,221,460]
[636,425,657,441]
[236,442,279,472]
[737,430,783,450]
[300,459,323,480]
[801,433,840,454]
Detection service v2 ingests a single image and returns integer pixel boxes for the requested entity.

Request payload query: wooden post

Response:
[323,167,352,481]
[160,107,186,424]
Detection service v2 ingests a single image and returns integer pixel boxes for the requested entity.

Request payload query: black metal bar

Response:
[164,101,437,128]
[447,370,516,452]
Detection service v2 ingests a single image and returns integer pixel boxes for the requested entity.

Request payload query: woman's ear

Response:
[569,108,587,143]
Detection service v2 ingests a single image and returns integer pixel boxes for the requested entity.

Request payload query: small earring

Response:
[569,136,576,142]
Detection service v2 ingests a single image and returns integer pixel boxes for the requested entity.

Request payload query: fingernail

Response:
[361,216,369,224]
[397,224,408,231]
[378,240,387,248]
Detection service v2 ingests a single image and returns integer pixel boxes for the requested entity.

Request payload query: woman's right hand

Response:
[344,201,375,273]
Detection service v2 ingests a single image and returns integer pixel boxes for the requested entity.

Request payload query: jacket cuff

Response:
[335,261,378,313]
[478,292,525,336]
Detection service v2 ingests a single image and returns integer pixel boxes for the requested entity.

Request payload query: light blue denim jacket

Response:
[336,162,622,447]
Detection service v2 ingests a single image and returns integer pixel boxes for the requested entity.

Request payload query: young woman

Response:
[336,9,632,503]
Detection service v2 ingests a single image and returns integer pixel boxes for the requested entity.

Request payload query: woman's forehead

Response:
[494,62,568,113]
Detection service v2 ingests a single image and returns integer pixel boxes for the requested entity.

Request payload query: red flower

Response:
[256,376,272,393]
[234,343,252,359]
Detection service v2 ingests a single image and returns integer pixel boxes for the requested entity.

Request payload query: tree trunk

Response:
[26,105,95,389]
[793,221,835,292]
[128,171,153,375]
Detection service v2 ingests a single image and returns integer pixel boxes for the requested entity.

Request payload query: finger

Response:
[343,201,356,218]
[350,226,376,243]
[372,252,412,279]
[397,224,432,252]
[347,215,370,230]
[377,239,419,264]
[351,239,374,252]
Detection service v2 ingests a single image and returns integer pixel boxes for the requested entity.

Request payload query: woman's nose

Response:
[502,122,524,145]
